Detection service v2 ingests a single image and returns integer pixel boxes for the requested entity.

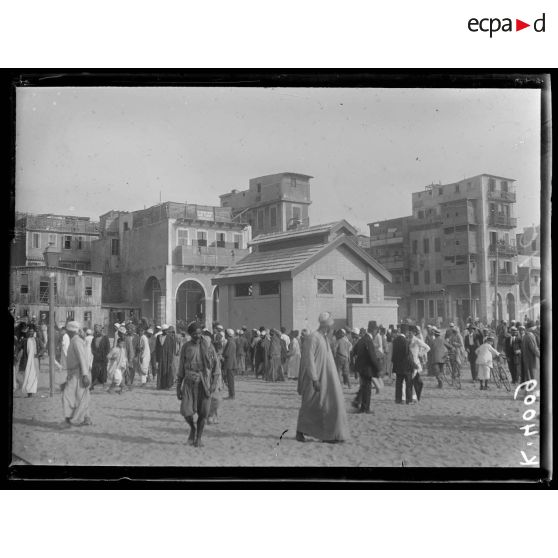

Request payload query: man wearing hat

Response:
[61,321,92,427]
[351,320,382,413]
[296,312,349,442]
[91,324,111,388]
[504,326,522,384]
[222,328,238,398]
[520,320,540,387]
[155,324,176,390]
[464,323,483,383]
[235,327,250,376]
[429,326,451,388]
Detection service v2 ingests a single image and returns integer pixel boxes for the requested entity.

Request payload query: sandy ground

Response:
[12,363,540,467]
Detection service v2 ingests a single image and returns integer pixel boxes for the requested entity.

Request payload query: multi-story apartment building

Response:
[11,212,100,270]
[368,174,521,325]
[219,172,312,237]
[91,202,251,328]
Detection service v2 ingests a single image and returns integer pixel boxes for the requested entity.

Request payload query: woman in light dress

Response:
[408,326,430,401]
[84,328,94,373]
[22,329,40,397]
[286,330,301,380]
[475,335,501,391]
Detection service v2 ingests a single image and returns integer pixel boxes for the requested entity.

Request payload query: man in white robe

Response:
[61,321,92,427]
[296,312,349,443]
[138,327,151,386]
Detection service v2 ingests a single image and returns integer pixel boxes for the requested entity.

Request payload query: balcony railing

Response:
[488,190,516,202]
[174,244,249,268]
[488,215,517,228]
[488,243,517,257]
[490,273,518,285]
[23,215,100,234]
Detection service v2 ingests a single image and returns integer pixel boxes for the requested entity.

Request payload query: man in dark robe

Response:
[352,320,382,413]
[124,323,140,389]
[222,328,238,398]
[156,324,176,389]
[177,322,218,447]
[90,324,111,388]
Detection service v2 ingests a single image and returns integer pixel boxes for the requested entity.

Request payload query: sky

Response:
[15,86,541,233]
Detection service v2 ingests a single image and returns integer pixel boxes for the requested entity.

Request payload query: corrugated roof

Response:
[250,220,356,246]
[215,243,326,279]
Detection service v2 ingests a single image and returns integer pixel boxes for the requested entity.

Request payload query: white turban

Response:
[66,321,80,333]
[318,312,334,326]
[226,328,235,337]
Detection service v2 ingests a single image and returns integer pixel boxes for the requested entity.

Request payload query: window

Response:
[418,210,424,219]
[48,233,57,247]
[413,271,419,285]
[438,187,443,195]
[346,280,363,296]
[290,177,297,188]
[123,222,129,231]
[257,183,262,193]
[423,238,430,253]
[317,278,333,295]
[84,276,93,296]
[197,231,207,247]
[435,270,442,284]
[32,233,40,249]
[428,299,435,318]
[437,299,445,318]
[489,178,496,191]
[77,236,83,250]
[64,235,72,249]
[67,275,76,295]
[66,310,74,321]
[434,237,441,252]
[504,261,512,274]
[456,255,467,265]
[233,234,243,249]
[270,206,277,227]
[501,180,508,192]
[260,281,280,295]
[455,184,460,193]
[467,182,472,190]
[424,270,430,284]
[39,281,49,303]
[235,283,253,297]
[216,232,226,248]
[292,206,301,222]
[257,210,264,229]
[20,274,29,294]
[177,228,189,246]
[412,240,418,254]
[83,311,92,325]
[111,238,119,255]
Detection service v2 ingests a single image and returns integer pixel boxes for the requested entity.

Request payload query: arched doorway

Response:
[212,286,219,323]
[506,293,516,322]
[142,276,163,325]
[176,280,206,327]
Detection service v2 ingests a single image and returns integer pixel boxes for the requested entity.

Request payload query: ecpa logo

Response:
[468,13,546,37]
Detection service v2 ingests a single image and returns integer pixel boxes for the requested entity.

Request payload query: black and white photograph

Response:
[8,74,549,475]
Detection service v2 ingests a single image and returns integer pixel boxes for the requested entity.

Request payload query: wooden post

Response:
[48,272,55,397]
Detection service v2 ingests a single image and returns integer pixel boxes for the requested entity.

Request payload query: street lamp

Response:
[43,243,60,397]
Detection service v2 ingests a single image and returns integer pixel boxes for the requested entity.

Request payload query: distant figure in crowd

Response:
[475,335,500,390]
[106,338,128,393]
[280,326,290,378]
[236,328,249,375]
[429,327,450,389]
[296,312,349,443]
[177,323,218,447]
[138,326,151,386]
[222,328,237,399]
[391,323,414,404]
[385,325,395,379]
[112,322,121,349]
[408,326,428,402]
[147,328,157,381]
[267,329,285,382]
[90,324,111,388]
[334,329,352,388]
[504,326,522,384]
[124,323,139,389]
[84,328,94,372]
[61,321,92,426]
[521,320,540,389]
[252,331,264,379]
[464,323,483,383]
[61,325,70,371]
[205,330,223,424]
[286,330,301,380]
[496,320,508,352]
[21,327,40,397]
[351,323,380,412]
[155,324,175,389]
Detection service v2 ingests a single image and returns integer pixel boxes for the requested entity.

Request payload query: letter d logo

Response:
[534,13,546,32]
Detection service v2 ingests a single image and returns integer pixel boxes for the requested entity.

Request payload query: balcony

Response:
[23,215,100,234]
[173,244,249,268]
[488,190,516,203]
[488,242,517,257]
[490,273,518,285]
[443,264,478,285]
[488,215,517,228]
[376,255,405,269]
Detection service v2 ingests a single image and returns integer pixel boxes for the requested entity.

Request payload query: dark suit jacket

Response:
[352,334,381,379]
[464,331,483,359]
[391,333,411,375]
[222,338,237,371]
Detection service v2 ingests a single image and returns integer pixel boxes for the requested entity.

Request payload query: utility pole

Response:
[48,271,55,397]
[494,240,499,322]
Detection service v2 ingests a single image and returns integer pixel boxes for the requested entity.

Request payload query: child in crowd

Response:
[475,335,501,391]
[106,338,128,394]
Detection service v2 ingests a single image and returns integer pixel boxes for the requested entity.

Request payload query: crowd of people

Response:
[12,311,541,448]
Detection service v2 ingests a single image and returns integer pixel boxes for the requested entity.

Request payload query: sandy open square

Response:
[12,363,539,468]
